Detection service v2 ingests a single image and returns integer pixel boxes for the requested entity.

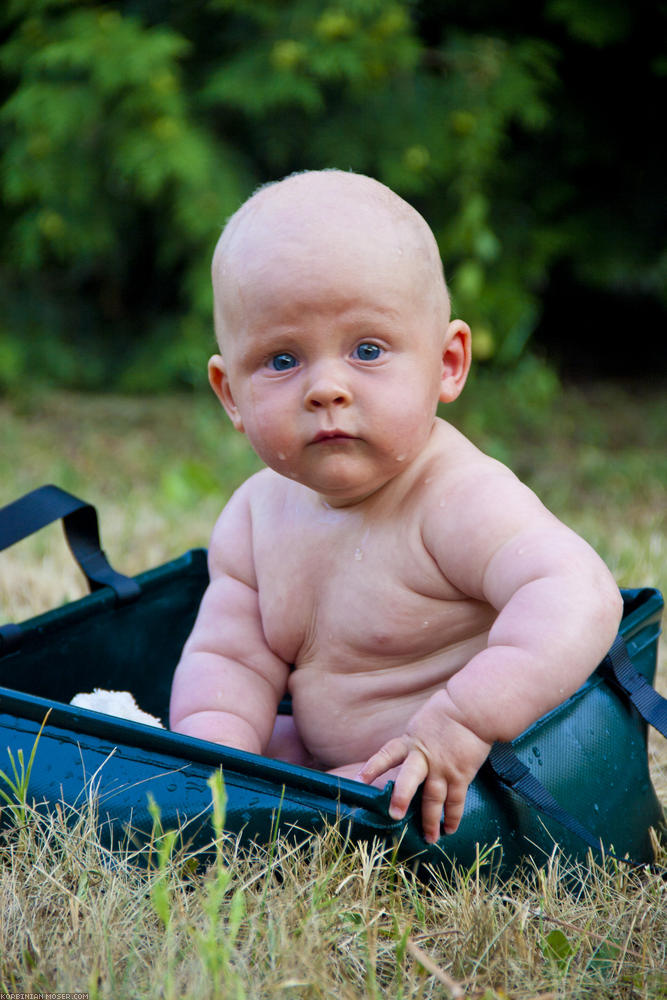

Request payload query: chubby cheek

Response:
[381,396,436,461]
[241,408,300,475]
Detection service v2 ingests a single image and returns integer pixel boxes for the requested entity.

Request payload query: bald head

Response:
[211,170,450,352]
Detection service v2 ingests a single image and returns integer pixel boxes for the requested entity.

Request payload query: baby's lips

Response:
[311,429,355,443]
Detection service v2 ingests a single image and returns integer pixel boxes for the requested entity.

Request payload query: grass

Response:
[0,367,666,998]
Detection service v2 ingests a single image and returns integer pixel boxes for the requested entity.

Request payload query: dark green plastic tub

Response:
[1,542,664,878]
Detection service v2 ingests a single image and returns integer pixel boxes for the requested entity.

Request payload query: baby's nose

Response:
[304,371,352,410]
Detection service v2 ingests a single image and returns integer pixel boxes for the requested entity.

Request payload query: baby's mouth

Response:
[311,430,355,444]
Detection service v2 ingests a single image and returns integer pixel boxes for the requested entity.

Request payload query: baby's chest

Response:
[253,522,475,665]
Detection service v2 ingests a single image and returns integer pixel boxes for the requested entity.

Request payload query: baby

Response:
[169,170,623,844]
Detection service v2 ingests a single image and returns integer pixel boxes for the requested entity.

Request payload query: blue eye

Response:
[354,343,382,361]
[270,352,298,371]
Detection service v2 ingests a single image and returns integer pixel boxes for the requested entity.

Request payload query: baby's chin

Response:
[261,443,419,505]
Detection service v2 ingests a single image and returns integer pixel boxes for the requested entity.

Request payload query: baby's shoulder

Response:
[418,419,546,531]
[213,468,309,540]
[426,419,518,488]
[207,469,285,577]
[221,466,289,507]
[416,421,560,591]
[241,466,307,514]
[231,466,282,501]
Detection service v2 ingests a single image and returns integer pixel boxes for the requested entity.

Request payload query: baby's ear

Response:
[208,355,245,432]
[438,320,471,404]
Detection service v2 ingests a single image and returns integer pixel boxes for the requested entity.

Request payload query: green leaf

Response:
[542,928,576,967]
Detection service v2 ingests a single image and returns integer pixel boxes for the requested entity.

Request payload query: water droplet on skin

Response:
[421,620,430,629]
[424,476,433,485]
[438,498,446,508]
[396,454,406,462]
[354,548,363,560]
[277,452,286,460]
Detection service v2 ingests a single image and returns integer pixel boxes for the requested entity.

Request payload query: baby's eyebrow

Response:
[237,337,300,366]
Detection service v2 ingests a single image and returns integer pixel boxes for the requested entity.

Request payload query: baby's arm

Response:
[169,483,289,753]
[360,467,623,842]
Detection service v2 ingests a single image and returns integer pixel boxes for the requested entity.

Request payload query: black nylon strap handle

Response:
[602,634,667,739]
[0,485,140,603]
[488,741,604,855]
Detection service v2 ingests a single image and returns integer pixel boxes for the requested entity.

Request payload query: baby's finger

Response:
[357,737,408,784]
[441,778,468,835]
[388,748,429,821]
[420,778,447,844]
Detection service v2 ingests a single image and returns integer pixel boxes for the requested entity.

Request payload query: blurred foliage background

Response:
[1,0,665,393]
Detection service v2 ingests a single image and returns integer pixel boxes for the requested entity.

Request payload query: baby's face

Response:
[211,193,463,506]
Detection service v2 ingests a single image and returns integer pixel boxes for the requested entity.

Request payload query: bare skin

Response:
[169,171,623,843]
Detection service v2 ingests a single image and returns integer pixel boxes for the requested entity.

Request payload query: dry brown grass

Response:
[1,379,665,998]
[1,794,665,999]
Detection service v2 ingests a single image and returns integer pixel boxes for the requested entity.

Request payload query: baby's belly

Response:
[288,630,490,768]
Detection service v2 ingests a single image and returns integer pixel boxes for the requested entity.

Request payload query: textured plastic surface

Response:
[0,548,664,876]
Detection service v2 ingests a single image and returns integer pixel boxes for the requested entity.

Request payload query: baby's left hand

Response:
[357,690,491,843]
